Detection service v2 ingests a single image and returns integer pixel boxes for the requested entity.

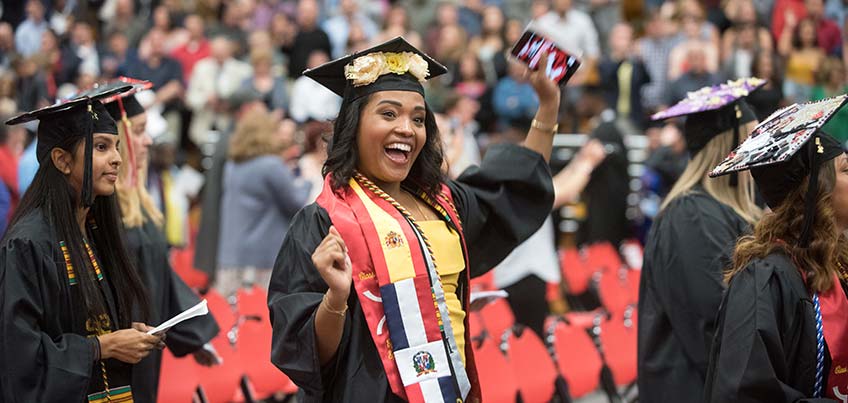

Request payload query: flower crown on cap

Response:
[344,51,430,87]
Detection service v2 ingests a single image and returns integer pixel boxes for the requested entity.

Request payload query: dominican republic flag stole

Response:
[316,176,481,403]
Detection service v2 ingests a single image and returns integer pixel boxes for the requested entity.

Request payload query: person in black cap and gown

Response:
[268,37,562,402]
[95,78,221,403]
[0,87,165,402]
[705,95,848,402]
[638,78,765,402]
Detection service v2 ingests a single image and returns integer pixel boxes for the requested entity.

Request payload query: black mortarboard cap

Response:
[303,36,448,101]
[5,83,133,206]
[710,95,848,246]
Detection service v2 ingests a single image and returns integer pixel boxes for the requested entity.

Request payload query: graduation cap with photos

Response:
[710,94,848,246]
[5,83,133,206]
[304,36,448,101]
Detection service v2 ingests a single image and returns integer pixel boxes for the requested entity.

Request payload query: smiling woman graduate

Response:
[0,86,164,402]
[267,37,559,403]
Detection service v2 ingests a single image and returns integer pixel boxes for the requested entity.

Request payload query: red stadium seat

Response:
[559,248,593,295]
[598,268,636,315]
[196,290,243,403]
[472,337,519,403]
[170,246,209,290]
[235,287,298,398]
[502,326,558,402]
[477,298,514,340]
[158,349,200,403]
[585,242,624,274]
[549,318,603,399]
[599,309,638,387]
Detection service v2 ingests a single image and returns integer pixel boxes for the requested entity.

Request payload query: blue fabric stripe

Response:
[380,283,409,350]
[438,376,457,402]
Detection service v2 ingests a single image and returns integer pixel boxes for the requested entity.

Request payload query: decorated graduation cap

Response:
[88,77,154,188]
[652,77,765,157]
[5,83,133,207]
[710,95,848,246]
[303,36,448,101]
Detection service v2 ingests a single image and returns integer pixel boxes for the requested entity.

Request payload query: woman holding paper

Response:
[0,87,163,402]
[268,37,558,402]
[98,79,221,403]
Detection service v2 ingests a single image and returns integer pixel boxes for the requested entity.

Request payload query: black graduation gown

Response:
[638,188,750,403]
[704,253,837,403]
[0,209,133,403]
[124,209,220,403]
[268,144,554,403]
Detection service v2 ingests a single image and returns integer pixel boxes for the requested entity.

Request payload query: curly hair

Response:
[726,160,848,292]
[323,93,445,198]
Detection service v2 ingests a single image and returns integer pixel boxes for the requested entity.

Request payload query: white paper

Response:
[148,299,209,335]
[470,290,509,304]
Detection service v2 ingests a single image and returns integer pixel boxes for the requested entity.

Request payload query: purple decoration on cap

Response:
[651,77,767,121]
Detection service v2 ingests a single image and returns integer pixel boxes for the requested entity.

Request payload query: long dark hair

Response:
[5,138,150,329]
[727,161,848,293]
[323,92,445,198]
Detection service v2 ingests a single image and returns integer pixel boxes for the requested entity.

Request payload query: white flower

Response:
[406,53,429,82]
[345,53,387,86]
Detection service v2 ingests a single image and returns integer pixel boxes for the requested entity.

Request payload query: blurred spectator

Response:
[206,2,249,57]
[103,0,148,49]
[289,50,341,123]
[373,5,423,49]
[720,0,774,79]
[577,0,622,56]
[400,0,440,34]
[0,75,16,116]
[322,0,379,58]
[170,14,211,84]
[600,23,652,129]
[69,22,101,78]
[269,13,298,55]
[216,109,311,296]
[239,48,289,116]
[13,57,49,112]
[779,16,825,102]
[297,120,332,203]
[469,6,508,84]
[639,122,688,230]
[812,57,848,143]
[666,47,721,105]
[454,53,489,100]
[187,36,253,146]
[46,0,73,37]
[147,139,192,248]
[805,0,843,54]
[493,61,539,124]
[0,23,16,75]
[151,5,190,53]
[538,0,601,87]
[771,0,807,42]
[100,30,134,79]
[14,0,48,58]
[746,50,785,120]
[531,0,552,20]
[435,112,468,179]
[443,93,482,177]
[638,7,682,110]
[667,0,720,81]
[247,30,286,71]
[433,24,468,77]
[343,21,370,55]
[458,0,484,38]
[125,29,185,107]
[426,2,461,57]
[0,120,23,228]
[35,29,81,98]
[825,0,846,28]
[285,0,331,79]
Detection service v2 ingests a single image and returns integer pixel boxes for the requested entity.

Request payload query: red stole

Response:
[817,274,848,400]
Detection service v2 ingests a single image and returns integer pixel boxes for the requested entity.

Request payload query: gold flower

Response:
[406,53,429,82]
[345,53,387,86]
[384,52,409,75]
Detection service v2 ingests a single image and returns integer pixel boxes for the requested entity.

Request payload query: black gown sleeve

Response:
[162,268,220,356]
[268,204,352,399]
[448,143,554,277]
[705,258,834,403]
[0,237,96,403]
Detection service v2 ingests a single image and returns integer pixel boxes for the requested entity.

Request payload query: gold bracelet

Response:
[321,293,348,317]
[531,119,559,133]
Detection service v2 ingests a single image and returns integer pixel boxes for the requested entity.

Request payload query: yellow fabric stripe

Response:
[349,180,416,283]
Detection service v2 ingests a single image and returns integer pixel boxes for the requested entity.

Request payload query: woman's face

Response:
[799,20,817,46]
[356,91,427,188]
[832,154,848,231]
[128,112,152,167]
[67,133,122,197]
[482,6,504,34]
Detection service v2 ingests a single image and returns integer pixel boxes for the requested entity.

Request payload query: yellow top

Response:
[418,220,466,364]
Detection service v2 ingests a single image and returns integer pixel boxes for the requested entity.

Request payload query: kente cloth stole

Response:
[61,239,134,403]
[316,176,478,402]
